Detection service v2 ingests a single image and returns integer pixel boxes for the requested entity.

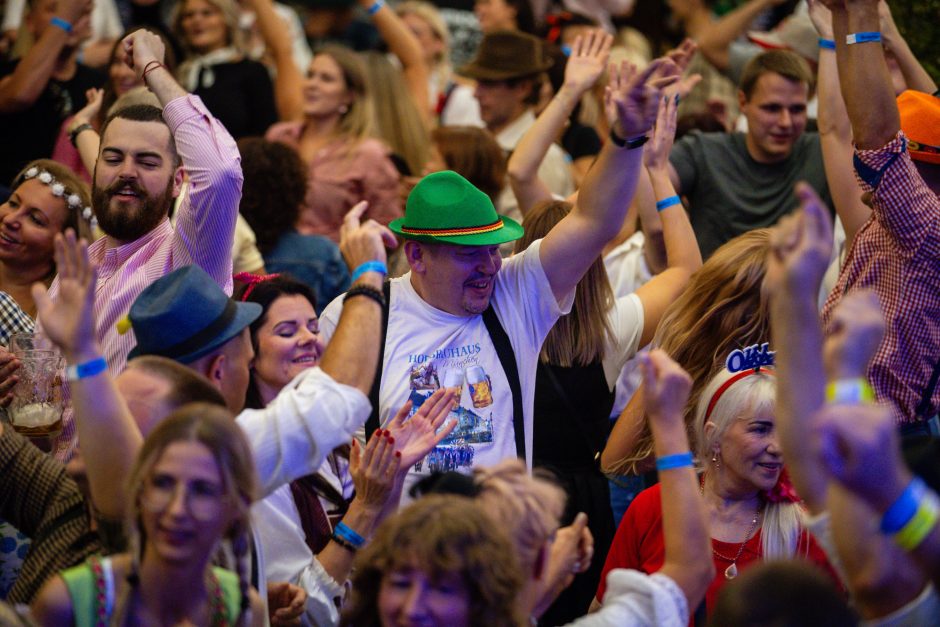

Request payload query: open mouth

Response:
[292,355,319,364]
[0,231,18,245]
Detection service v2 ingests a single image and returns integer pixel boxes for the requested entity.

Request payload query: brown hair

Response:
[739,50,814,100]
[431,126,506,205]
[611,229,772,474]
[513,200,613,366]
[314,46,374,142]
[10,159,93,246]
[340,495,525,627]
[125,355,228,411]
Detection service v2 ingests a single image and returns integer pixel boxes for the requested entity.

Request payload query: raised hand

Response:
[562,30,613,96]
[664,38,698,75]
[533,512,593,617]
[385,387,458,469]
[641,349,692,425]
[643,92,679,172]
[807,0,835,38]
[604,57,680,141]
[70,88,104,129]
[31,230,98,362]
[121,29,167,80]
[765,182,834,297]
[339,201,397,272]
[823,290,885,380]
[349,430,401,511]
[267,581,306,626]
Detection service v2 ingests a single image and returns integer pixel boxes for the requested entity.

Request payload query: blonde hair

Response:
[315,46,374,143]
[396,1,450,67]
[473,459,566,573]
[610,230,772,474]
[361,51,430,176]
[514,200,613,366]
[114,404,258,627]
[172,0,245,56]
[694,369,805,561]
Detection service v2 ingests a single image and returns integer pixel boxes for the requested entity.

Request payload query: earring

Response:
[338,104,349,114]
[712,452,720,468]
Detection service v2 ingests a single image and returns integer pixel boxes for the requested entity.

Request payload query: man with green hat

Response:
[320,56,679,493]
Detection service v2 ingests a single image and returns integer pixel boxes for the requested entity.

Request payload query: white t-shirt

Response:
[320,239,573,489]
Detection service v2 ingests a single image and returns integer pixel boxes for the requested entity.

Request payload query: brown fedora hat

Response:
[457,30,553,81]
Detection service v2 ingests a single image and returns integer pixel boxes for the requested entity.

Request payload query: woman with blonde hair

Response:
[602,229,773,476]
[172,0,277,139]
[597,366,840,620]
[32,404,266,625]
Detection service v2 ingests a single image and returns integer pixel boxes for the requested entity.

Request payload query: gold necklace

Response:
[701,475,764,580]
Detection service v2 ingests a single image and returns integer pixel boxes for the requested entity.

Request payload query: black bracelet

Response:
[331,532,358,552]
[344,284,386,308]
[69,123,94,148]
[609,129,649,150]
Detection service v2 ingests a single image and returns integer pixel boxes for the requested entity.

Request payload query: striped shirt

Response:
[822,131,940,424]
[42,94,242,460]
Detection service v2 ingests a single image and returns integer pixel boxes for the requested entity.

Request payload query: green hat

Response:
[390,171,524,245]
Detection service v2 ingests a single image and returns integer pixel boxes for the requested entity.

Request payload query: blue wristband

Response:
[881,477,925,534]
[846,31,881,45]
[50,17,73,34]
[655,195,681,212]
[66,356,107,381]
[367,0,384,15]
[655,452,695,471]
[351,260,388,283]
[818,38,836,50]
[334,521,365,547]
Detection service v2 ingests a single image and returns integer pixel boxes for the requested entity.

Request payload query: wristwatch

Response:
[609,129,649,150]
[69,123,94,148]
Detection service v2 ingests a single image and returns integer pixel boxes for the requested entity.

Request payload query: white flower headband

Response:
[22,166,96,227]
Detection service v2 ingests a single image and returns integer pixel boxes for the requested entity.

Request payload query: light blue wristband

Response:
[50,17,73,33]
[66,356,107,381]
[655,452,695,471]
[367,0,385,15]
[881,477,924,534]
[351,260,387,283]
[846,31,881,45]
[655,195,681,212]
[334,521,365,547]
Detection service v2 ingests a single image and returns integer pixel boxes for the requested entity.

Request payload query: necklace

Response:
[701,475,763,580]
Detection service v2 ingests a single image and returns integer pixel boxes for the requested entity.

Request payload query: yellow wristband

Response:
[825,378,875,404]
[893,490,940,551]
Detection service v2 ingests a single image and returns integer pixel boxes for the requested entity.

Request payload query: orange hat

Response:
[897,90,940,165]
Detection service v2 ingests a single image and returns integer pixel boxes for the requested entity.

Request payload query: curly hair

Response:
[237,138,309,255]
[341,494,525,627]
[610,229,772,474]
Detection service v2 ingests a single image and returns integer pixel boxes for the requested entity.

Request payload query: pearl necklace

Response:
[701,475,764,580]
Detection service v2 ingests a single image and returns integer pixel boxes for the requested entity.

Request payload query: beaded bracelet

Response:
[50,17,72,33]
[655,452,694,471]
[846,32,881,45]
[344,285,386,308]
[66,356,107,382]
[655,196,681,212]
[351,260,387,283]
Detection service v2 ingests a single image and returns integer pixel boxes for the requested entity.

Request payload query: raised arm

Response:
[358,0,430,127]
[695,0,786,72]
[539,57,679,303]
[878,0,937,95]
[643,349,713,608]
[32,231,143,520]
[808,0,870,249]
[507,30,612,215]
[245,0,305,121]
[631,93,702,348]
[0,0,89,112]
[765,182,834,513]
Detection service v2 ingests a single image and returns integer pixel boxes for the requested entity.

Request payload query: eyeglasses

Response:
[141,474,228,521]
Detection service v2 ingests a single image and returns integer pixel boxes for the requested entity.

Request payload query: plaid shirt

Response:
[0,291,34,346]
[822,132,940,423]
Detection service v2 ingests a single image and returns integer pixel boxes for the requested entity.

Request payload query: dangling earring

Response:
[338,103,349,114]
[712,452,720,468]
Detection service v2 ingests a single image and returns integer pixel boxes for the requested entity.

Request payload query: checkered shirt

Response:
[0,291,34,347]
[822,132,940,424]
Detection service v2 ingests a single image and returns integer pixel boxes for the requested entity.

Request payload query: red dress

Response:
[596,483,841,623]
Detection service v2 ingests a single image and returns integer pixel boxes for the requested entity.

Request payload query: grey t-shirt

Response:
[670,131,832,259]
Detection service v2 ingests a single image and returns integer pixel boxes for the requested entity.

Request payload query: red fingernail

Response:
[387,436,395,444]
[395,451,401,458]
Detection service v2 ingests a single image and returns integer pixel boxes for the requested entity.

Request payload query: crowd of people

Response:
[0,0,938,624]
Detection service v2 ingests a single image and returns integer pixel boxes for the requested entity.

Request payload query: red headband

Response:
[703,368,775,424]
[234,272,281,301]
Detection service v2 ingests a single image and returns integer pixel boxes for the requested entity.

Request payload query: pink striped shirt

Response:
[43,94,242,460]
[822,131,940,424]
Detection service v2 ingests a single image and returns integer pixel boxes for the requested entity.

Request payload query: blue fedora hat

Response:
[126,266,262,364]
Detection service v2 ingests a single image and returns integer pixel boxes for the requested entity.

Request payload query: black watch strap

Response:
[609,129,649,150]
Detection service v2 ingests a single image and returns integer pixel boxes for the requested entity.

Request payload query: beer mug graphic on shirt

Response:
[442,369,464,409]
[466,365,493,409]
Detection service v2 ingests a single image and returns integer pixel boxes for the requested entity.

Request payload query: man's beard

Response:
[91,177,174,242]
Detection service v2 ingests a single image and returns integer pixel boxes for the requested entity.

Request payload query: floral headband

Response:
[22,166,95,228]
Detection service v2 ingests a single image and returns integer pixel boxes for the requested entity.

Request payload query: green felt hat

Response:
[390,171,524,245]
